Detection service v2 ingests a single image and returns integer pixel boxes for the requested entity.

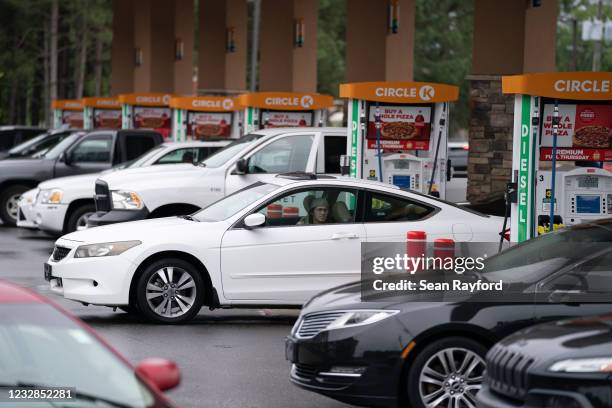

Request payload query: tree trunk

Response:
[94,35,103,95]
[50,0,59,121]
[44,19,51,126]
[76,11,88,98]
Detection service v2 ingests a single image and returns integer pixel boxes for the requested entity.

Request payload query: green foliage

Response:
[414,0,473,135]
[317,0,346,97]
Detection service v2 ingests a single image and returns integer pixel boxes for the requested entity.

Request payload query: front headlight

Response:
[111,190,143,210]
[74,240,141,258]
[549,357,612,373]
[39,189,63,204]
[326,310,399,330]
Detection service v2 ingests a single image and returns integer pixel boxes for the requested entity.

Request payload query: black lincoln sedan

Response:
[286,219,612,408]
[478,315,612,408]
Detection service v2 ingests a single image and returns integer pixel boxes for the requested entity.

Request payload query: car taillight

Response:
[463,144,469,150]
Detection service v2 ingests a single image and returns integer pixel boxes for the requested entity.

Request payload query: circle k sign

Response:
[419,85,435,101]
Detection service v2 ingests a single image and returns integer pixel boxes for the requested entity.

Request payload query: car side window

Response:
[156,148,197,164]
[247,135,314,174]
[70,135,113,163]
[254,188,358,227]
[364,191,434,222]
[543,251,612,293]
[125,134,157,161]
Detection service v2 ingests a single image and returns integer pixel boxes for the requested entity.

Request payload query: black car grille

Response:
[292,363,318,381]
[94,180,111,212]
[52,246,71,262]
[296,311,345,339]
[486,344,535,400]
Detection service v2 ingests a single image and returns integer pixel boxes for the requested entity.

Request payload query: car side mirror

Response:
[135,358,181,391]
[62,152,73,166]
[547,289,581,305]
[234,158,248,175]
[244,213,266,229]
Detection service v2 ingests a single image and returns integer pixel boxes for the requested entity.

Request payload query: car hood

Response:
[39,173,99,190]
[98,163,203,189]
[59,216,200,243]
[496,315,612,371]
[0,157,47,169]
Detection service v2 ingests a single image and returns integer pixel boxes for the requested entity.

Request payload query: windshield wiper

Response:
[0,382,134,408]
[179,214,199,222]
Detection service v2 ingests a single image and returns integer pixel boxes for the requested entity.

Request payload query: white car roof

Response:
[160,140,231,148]
[249,127,347,137]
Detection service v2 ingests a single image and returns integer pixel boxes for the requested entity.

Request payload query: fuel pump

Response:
[339,81,458,198]
[237,92,334,135]
[119,93,174,139]
[50,99,84,129]
[503,72,612,242]
[170,96,242,141]
[82,97,122,130]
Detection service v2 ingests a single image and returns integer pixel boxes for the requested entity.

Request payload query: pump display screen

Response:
[261,111,312,128]
[576,195,601,214]
[577,175,599,189]
[367,105,432,150]
[392,175,411,188]
[187,112,232,139]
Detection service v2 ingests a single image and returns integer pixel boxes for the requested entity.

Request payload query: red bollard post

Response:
[433,238,455,268]
[267,204,282,219]
[406,231,426,273]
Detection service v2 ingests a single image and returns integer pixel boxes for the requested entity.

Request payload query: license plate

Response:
[44,263,52,281]
[285,339,297,362]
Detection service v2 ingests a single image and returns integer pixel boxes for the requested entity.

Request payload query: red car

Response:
[0,280,181,408]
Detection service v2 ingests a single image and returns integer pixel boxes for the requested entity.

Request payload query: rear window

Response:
[124,134,158,161]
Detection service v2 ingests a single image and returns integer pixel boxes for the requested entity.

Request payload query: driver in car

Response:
[298,197,329,225]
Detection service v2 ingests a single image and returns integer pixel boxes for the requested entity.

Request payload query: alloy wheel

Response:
[145,266,197,318]
[75,212,94,231]
[418,347,485,408]
[6,194,20,221]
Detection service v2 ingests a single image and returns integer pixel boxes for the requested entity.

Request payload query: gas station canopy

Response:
[237,92,334,111]
[502,72,611,100]
[339,81,459,104]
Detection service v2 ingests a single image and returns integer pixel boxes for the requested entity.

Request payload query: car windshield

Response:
[42,132,83,159]
[0,303,155,408]
[7,132,48,154]
[200,133,264,168]
[480,223,612,284]
[194,182,278,222]
[126,144,168,168]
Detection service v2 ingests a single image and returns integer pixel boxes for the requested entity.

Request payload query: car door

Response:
[224,133,317,195]
[362,190,451,242]
[534,249,612,323]
[53,132,114,177]
[220,186,365,303]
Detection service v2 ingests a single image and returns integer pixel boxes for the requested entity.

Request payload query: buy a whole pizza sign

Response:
[540,103,612,161]
[366,105,432,150]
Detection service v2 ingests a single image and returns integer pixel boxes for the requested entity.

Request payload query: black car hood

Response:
[498,315,612,371]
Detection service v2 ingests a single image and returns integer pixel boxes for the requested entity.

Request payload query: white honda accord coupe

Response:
[46,174,505,323]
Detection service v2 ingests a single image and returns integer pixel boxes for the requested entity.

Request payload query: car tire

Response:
[0,184,29,226]
[406,337,487,408]
[65,203,96,233]
[135,258,204,324]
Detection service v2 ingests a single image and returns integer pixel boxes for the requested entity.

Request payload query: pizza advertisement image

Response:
[187,112,232,139]
[62,111,83,128]
[93,109,122,129]
[262,111,313,128]
[133,107,172,138]
[540,103,612,161]
[366,105,432,150]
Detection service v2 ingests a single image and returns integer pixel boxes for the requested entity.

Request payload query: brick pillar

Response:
[466,76,515,203]
[174,0,195,94]
[467,0,558,204]
[111,0,134,94]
